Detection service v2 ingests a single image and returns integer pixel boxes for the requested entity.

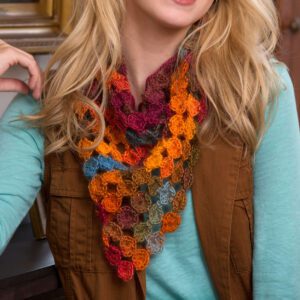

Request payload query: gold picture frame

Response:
[0,0,73,53]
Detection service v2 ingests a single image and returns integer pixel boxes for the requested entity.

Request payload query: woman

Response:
[1,0,300,299]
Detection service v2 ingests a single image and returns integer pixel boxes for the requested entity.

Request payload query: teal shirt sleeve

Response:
[253,64,300,298]
[0,94,44,255]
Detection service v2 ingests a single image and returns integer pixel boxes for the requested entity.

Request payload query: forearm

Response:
[0,94,44,255]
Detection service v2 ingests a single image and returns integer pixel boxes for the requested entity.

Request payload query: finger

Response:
[25,76,40,99]
[0,78,29,94]
[31,75,42,100]
[20,55,40,89]
[30,67,44,100]
[14,53,42,98]
[26,60,42,98]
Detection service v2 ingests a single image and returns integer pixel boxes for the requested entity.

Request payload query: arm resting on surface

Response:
[0,94,44,255]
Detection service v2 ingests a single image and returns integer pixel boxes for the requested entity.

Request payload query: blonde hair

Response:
[28,0,283,158]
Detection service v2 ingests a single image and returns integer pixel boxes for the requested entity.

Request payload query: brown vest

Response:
[43,132,254,300]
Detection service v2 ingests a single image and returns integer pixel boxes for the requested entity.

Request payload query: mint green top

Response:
[0,64,300,299]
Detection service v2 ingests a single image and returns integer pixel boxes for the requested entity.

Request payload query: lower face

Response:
[125,0,215,30]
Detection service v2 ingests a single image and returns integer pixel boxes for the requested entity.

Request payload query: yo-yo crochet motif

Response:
[76,48,208,281]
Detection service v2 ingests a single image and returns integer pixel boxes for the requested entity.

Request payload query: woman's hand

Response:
[0,40,43,99]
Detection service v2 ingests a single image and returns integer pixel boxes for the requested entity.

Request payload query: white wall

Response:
[0,54,51,117]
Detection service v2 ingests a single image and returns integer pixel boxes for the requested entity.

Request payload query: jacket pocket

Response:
[230,196,253,274]
[230,159,254,274]
[46,167,113,273]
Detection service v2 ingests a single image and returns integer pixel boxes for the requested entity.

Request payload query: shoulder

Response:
[254,59,299,158]
[263,59,298,126]
[271,59,295,102]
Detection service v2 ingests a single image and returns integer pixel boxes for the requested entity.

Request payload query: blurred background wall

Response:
[276,0,300,117]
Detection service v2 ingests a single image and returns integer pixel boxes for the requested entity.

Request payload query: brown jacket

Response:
[43,132,254,300]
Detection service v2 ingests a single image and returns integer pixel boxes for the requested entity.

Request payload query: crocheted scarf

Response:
[77,48,208,281]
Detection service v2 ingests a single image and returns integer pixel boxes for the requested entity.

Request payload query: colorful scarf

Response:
[77,48,208,281]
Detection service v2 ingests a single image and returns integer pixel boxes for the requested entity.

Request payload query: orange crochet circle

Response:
[101,170,123,185]
[110,145,123,162]
[166,137,182,159]
[144,152,163,171]
[168,114,185,136]
[187,93,201,117]
[119,236,137,257]
[170,94,187,114]
[184,115,196,141]
[108,71,130,91]
[96,141,111,155]
[78,138,93,160]
[161,212,181,233]
[123,148,143,165]
[160,157,174,179]
[132,248,150,270]
[88,175,107,204]
[102,195,122,213]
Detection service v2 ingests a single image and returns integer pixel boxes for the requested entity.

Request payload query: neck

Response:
[121,5,191,107]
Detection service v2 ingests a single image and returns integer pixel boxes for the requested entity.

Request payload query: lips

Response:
[172,0,196,5]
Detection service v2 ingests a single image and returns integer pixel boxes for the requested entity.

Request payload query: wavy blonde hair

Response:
[28,0,283,158]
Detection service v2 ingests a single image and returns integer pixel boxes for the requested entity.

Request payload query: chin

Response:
[154,10,202,30]
[127,0,214,30]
